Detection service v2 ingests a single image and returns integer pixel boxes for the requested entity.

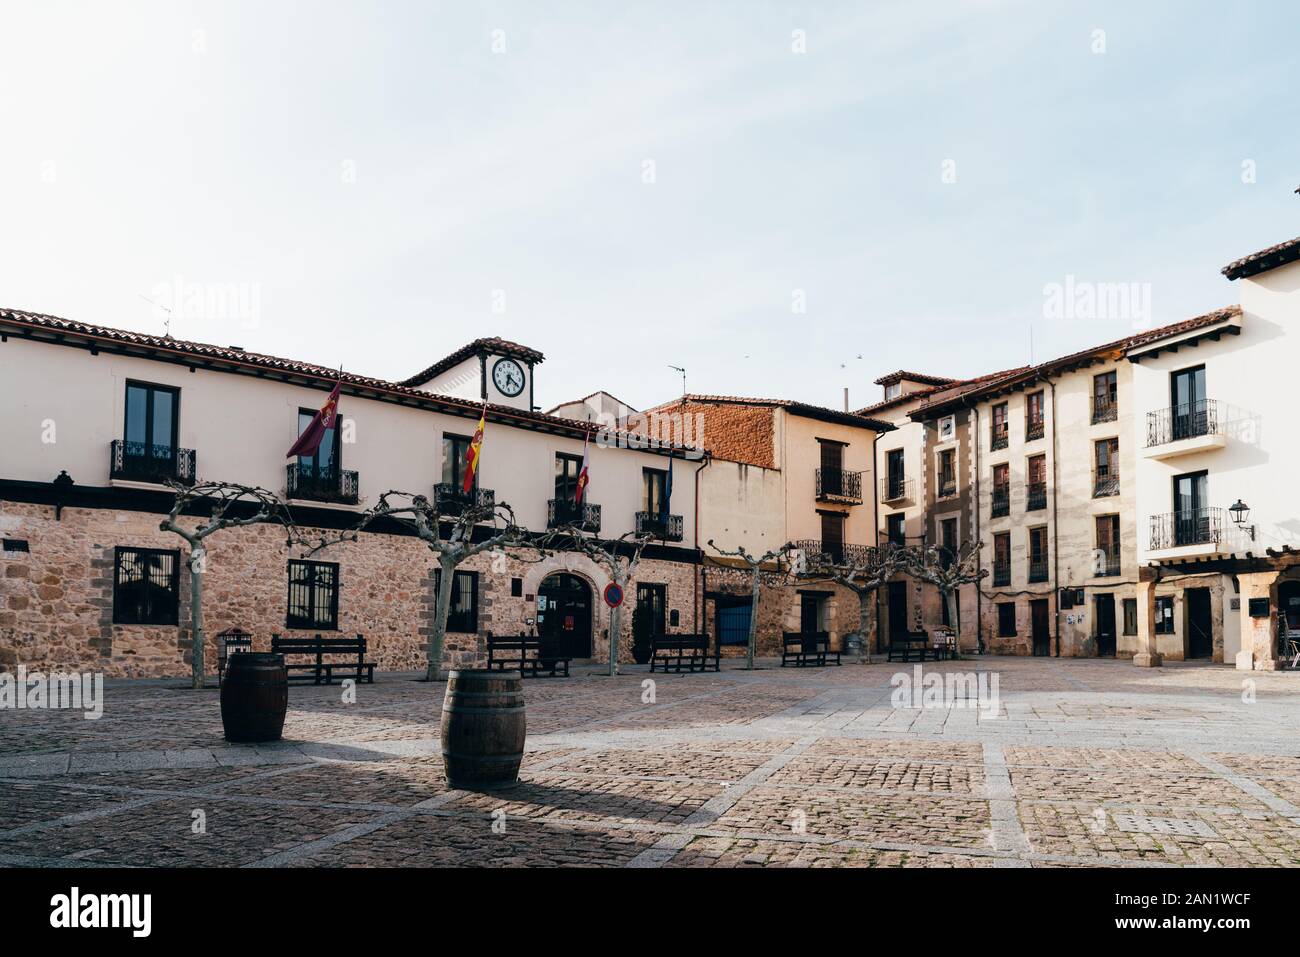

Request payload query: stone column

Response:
[1238,571,1278,672]
[1132,578,1162,667]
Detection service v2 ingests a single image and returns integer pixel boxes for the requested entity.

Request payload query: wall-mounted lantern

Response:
[1229,499,1256,542]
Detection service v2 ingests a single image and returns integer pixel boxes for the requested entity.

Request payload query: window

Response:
[1027,454,1046,511]
[286,560,339,630]
[1028,527,1049,583]
[1173,471,1209,546]
[993,533,1011,586]
[886,512,905,548]
[511,577,523,598]
[822,510,847,561]
[939,517,957,565]
[997,602,1017,637]
[124,381,179,457]
[991,463,1010,517]
[637,583,667,635]
[1092,371,1117,423]
[1025,392,1044,440]
[991,403,1008,450]
[885,448,906,499]
[1155,596,1175,634]
[1170,365,1207,440]
[937,449,956,498]
[555,452,584,502]
[1123,598,1138,636]
[800,592,829,633]
[434,568,479,633]
[642,468,668,513]
[113,547,180,625]
[297,406,339,478]
[2,538,29,553]
[819,440,846,496]
[1093,438,1119,497]
[1095,515,1120,577]
[884,383,901,400]
[441,433,474,489]
[937,415,955,442]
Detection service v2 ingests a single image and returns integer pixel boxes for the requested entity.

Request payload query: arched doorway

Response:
[538,574,593,659]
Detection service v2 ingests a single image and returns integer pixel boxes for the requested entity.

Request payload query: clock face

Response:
[492,357,525,397]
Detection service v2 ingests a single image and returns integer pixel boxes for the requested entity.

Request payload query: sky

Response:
[1,0,1297,414]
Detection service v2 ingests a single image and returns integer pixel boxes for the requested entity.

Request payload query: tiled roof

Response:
[1221,236,1300,281]
[907,306,1241,417]
[398,337,545,387]
[872,370,957,387]
[0,308,676,450]
[645,394,894,433]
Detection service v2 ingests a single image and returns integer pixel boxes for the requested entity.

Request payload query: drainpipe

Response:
[692,451,711,635]
[1049,378,1061,657]
[871,430,882,654]
[973,404,982,651]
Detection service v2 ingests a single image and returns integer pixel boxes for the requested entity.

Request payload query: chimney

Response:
[843,387,849,413]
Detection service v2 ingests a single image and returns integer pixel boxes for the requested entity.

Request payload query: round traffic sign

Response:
[603,582,624,608]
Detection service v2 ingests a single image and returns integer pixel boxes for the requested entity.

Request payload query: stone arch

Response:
[522,552,610,599]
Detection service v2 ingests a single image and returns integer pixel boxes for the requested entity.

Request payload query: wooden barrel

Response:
[220,653,288,743]
[440,669,526,790]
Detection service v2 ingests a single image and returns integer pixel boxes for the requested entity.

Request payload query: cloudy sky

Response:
[1,0,1295,413]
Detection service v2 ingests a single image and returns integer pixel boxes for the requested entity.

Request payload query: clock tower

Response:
[399,337,544,412]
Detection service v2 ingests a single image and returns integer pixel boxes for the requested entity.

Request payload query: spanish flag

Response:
[462,405,486,493]
[574,429,591,504]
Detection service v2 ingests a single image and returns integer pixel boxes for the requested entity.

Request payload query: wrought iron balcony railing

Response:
[791,540,873,568]
[110,439,196,486]
[991,424,1009,451]
[286,463,359,505]
[1149,507,1224,551]
[991,487,1010,518]
[1028,558,1050,583]
[816,468,863,504]
[1092,399,1118,424]
[992,560,1011,587]
[1026,418,1045,442]
[880,476,912,503]
[937,477,957,499]
[1093,464,1120,498]
[1094,548,1121,577]
[548,498,601,532]
[635,511,684,541]
[433,482,495,517]
[1026,481,1047,512]
[1146,399,1220,448]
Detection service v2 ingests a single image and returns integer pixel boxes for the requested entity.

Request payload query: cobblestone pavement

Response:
[2,657,1299,868]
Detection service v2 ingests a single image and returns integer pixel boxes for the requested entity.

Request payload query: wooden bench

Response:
[649,634,719,673]
[781,632,841,667]
[270,634,376,685]
[887,631,938,663]
[485,632,571,678]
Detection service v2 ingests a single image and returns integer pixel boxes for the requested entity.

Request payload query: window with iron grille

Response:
[1155,595,1175,634]
[286,559,339,630]
[1093,371,1118,423]
[113,547,180,625]
[991,402,1008,449]
[937,448,956,497]
[1025,391,1044,440]
[997,601,1017,637]
[434,569,479,633]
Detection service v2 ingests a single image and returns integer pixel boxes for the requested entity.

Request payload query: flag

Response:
[660,449,673,520]
[286,380,341,459]
[574,430,591,504]
[462,405,486,493]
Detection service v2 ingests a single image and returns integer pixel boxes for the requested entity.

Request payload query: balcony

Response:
[791,540,874,568]
[548,498,601,533]
[1028,558,1049,583]
[1149,507,1227,557]
[635,511,684,542]
[991,424,1008,451]
[1095,548,1121,577]
[992,560,1010,587]
[433,482,495,517]
[1144,400,1226,459]
[816,468,863,504]
[1026,481,1047,512]
[1026,418,1045,442]
[991,487,1010,518]
[286,464,359,505]
[1093,464,1120,498]
[880,476,913,504]
[1092,399,1118,424]
[937,477,957,500]
[110,440,196,486]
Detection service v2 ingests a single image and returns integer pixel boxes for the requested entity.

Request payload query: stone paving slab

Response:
[1,655,1298,867]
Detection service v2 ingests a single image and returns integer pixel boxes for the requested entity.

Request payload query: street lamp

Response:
[1229,499,1256,542]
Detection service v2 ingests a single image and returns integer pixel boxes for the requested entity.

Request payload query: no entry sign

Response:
[603,582,624,608]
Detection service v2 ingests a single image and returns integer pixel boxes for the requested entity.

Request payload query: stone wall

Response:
[0,500,700,677]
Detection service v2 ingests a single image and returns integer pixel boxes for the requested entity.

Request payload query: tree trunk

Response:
[426,555,458,681]
[608,601,621,677]
[857,591,873,665]
[746,569,761,670]
[944,588,961,659]
[189,546,205,690]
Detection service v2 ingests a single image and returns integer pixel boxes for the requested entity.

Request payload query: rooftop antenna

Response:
[668,364,686,397]
[1028,322,1034,365]
[138,292,173,338]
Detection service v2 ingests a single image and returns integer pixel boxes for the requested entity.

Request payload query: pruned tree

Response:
[160,481,298,689]
[799,543,910,664]
[705,540,793,670]
[901,540,988,658]
[545,527,652,676]
[301,490,541,680]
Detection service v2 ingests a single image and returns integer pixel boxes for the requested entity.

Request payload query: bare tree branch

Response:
[705,539,793,670]
[901,540,988,657]
[799,543,910,663]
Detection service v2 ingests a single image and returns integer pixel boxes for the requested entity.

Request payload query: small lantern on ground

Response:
[217,627,253,685]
